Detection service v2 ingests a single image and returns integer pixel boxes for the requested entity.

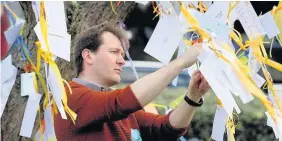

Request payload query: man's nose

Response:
[117,55,125,66]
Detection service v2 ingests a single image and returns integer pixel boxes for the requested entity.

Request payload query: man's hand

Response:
[187,70,210,102]
[169,70,210,129]
[180,43,203,68]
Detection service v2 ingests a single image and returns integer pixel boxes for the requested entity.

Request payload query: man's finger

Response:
[192,73,201,83]
[198,81,206,91]
[192,70,200,77]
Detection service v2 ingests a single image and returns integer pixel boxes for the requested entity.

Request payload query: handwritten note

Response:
[234,1,266,39]
[191,9,231,41]
[144,14,182,64]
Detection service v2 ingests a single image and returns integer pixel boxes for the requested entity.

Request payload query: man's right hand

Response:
[179,43,203,68]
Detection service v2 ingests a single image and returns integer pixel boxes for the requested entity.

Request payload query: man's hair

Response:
[74,21,129,76]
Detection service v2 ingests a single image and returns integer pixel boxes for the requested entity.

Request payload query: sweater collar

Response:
[72,78,112,92]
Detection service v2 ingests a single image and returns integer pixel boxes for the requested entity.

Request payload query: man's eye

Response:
[110,51,117,53]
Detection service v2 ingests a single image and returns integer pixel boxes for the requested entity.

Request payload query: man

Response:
[54,21,210,141]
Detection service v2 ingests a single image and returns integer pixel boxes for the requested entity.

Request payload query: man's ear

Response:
[81,49,95,65]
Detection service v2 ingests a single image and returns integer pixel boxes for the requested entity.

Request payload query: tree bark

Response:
[1,1,136,141]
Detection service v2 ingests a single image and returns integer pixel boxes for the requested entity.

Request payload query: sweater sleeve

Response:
[68,84,142,131]
[135,110,188,141]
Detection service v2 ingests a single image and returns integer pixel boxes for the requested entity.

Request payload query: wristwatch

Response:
[184,95,204,107]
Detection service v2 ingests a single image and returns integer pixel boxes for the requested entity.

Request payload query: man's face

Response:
[92,31,125,86]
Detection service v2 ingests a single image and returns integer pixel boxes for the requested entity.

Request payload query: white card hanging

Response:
[234,1,266,39]
[34,23,71,62]
[205,1,229,24]
[198,52,240,116]
[223,64,254,104]
[44,106,57,140]
[135,1,149,5]
[251,73,265,88]
[20,93,42,138]
[248,47,261,73]
[211,105,228,141]
[260,11,280,39]
[21,72,37,96]
[265,111,280,139]
[4,19,25,48]
[44,1,68,33]
[47,66,67,119]
[0,55,18,118]
[31,1,40,22]
[144,12,182,64]
[190,9,231,42]
[172,40,188,86]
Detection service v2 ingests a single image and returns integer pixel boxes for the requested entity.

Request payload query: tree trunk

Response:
[1,1,136,141]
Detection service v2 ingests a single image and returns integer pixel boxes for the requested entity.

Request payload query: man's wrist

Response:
[186,93,201,102]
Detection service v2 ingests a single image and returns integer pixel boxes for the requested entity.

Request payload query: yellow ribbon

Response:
[39,2,76,123]
[169,94,186,109]
[180,2,280,124]
[226,117,235,141]
[110,1,118,15]
[150,103,168,110]
[226,1,239,24]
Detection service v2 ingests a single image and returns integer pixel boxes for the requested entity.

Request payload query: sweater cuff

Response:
[164,110,188,137]
[118,85,143,114]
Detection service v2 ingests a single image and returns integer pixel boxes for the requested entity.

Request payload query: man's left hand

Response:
[187,70,210,102]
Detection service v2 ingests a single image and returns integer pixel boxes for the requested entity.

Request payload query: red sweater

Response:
[54,81,187,141]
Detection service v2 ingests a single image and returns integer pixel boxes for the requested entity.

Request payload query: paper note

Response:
[265,111,281,139]
[34,23,71,62]
[44,106,57,140]
[223,65,254,104]
[4,19,25,48]
[251,73,265,88]
[273,84,282,102]
[268,84,282,108]
[34,130,48,141]
[135,1,149,5]
[188,63,198,77]
[31,1,40,21]
[47,66,67,119]
[144,14,182,64]
[248,48,261,73]
[190,9,231,41]
[1,55,18,117]
[215,61,241,114]
[21,72,37,96]
[20,93,42,138]
[44,1,68,33]
[159,1,178,18]
[260,11,280,39]
[179,12,190,33]
[182,1,198,8]
[274,3,282,42]
[172,40,188,86]
[234,1,266,39]
[205,1,229,24]
[198,51,240,116]
[211,105,228,141]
